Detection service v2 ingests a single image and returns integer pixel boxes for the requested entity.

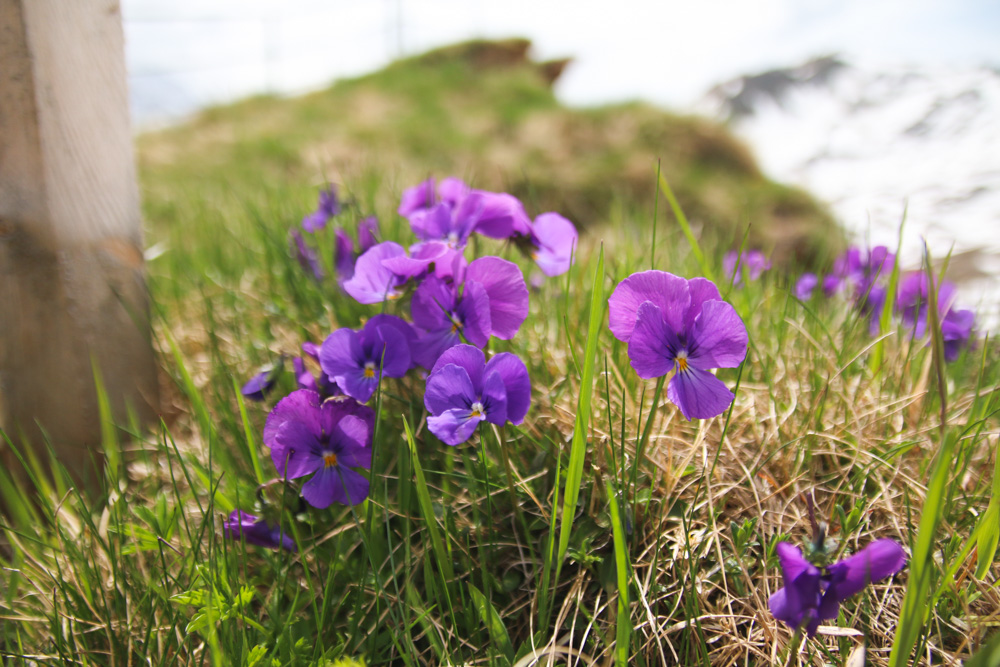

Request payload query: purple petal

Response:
[480,370,509,425]
[343,242,406,304]
[319,397,375,446]
[410,203,453,242]
[627,302,675,379]
[224,511,296,551]
[290,230,324,281]
[456,280,493,348]
[367,314,417,367]
[272,421,323,479]
[361,318,412,378]
[769,542,823,635]
[689,300,748,370]
[608,270,690,342]
[424,363,477,416]
[821,539,906,615]
[430,344,486,391]
[474,191,530,239]
[414,327,462,370]
[531,212,577,276]
[382,241,449,280]
[293,357,318,392]
[795,273,818,300]
[334,229,355,282]
[438,177,470,206]
[427,408,485,446]
[684,278,723,328]
[241,367,279,401]
[398,178,435,217]
[667,367,736,420]
[319,329,365,382]
[263,390,323,450]
[358,216,379,251]
[302,465,369,508]
[484,353,531,424]
[465,257,529,340]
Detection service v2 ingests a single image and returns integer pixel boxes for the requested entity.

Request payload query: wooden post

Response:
[0,0,158,486]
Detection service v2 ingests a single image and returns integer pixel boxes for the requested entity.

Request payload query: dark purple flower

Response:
[357,216,379,251]
[794,273,818,301]
[724,249,771,286]
[241,359,284,401]
[290,229,324,281]
[264,391,374,508]
[319,315,414,402]
[424,345,531,446]
[769,539,906,637]
[302,184,341,232]
[295,341,340,396]
[335,229,355,283]
[223,510,297,551]
[896,271,958,338]
[342,241,407,304]
[942,308,975,361]
[608,271,748,420]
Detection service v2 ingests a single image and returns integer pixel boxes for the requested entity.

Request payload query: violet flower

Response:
[896,271,958,338]
[769,539,906,637]
[608,271,748,420]
[513,212,578,277]
[724,249,771,286]
[290,229,324,281]
[794,273,818,301]
[342,242,407,304]
[223,510,296,551]
[942,307,975,361]
[424,345,531,446]
[264,390,374,508]
[294,341,340,397]
[381,241,467,283]
[319,315,414,402]
[302,184,341,232]
[241,359,284,401]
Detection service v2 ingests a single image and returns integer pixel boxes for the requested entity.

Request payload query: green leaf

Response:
[468,583,514,662]
[976,500,1000,579]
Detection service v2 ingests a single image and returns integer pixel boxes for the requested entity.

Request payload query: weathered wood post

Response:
[0,0,158,487]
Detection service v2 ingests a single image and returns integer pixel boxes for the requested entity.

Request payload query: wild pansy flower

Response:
[381,241,467,283]
[319,315,414,403]
[223,510,296,551]
[895,272,975,360]
[290,229,324,281]
[294,341,340,397]
[264,390,374,508]
[608,271,748,420]
[241,358,284,401]
[342,241,408,304]
[724,249,771,286]
[410,256,529,369]
[794,273,818,301]
[301,184,341,232]
[512,212,578,277]
[424,345,531,446]
[769,539,906,637]
[334,216,380,283]
[941,307,975,361]
[399,177,532,246]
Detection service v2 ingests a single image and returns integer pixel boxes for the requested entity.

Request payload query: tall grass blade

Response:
[468,582,514,663]
[557,245,604,572]
[607,478,632,667]
[656,172,712,281]
[233,380,266,485]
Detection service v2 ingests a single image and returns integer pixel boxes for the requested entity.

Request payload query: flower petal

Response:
[481,370,509,425]
[363,319,412,378]
[430,344,486,391]
[271,421,323,479]
[627,302,675,379]
[474,191,530,239]
[319,328,365,383]
[688,300,748,370]
[424,363,477,416]
[484,353,531,424]
[427,408,485,446]
[411,275,457,332]
[608,270,690,342]
[398,178,435,217]
[343,242,406,304]
[531,212,577,277]
[457,280,493,348]
[318,397,375,445]
[465,257,528,340]
[667,367,735,420]
[301,465,370,508]
[332,414,370,457]
[264,390,323,449]
[820,538,906,618]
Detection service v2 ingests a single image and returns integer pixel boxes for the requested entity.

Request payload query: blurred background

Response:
[124,0,1000,324]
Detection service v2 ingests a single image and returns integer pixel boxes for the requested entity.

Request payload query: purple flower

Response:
[823,246,894,300]
[381,241,467,283]
[769,539,906,637]
[608,271,748,420]
[942,308,975,361]
[342,242,407,304]
[513,212,578,277]
[290,230,324,281]
[357,216,379,251]
[896,271,958,338]
[424,345,531,446]
[794,273,818,301]
[223,510,297,551]
[724,249,771,286]
[334,217,381,284]
[294,341,340,397]
[319,315,414,402]
[302,185,341,232]
[241,359,284,401]
[264,390,374,508]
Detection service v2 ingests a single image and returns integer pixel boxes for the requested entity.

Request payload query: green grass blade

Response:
[657,172,712,281]
[607,478,631,667]
[556,245,604,572]
[232,380,265,485]
[401,416,455,585]
[965,629,1000,667]
[468,582,514,662]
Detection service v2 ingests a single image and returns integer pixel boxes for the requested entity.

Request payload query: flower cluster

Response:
[608,271,748,420]
[793,245,976,359]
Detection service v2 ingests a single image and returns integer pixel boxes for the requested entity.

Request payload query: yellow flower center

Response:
[323,452,338,468]
[470,401,485,418]
[676,352,689,372]
[363,361,376,378]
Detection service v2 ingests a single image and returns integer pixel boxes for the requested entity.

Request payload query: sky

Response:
[123,0,1000,125]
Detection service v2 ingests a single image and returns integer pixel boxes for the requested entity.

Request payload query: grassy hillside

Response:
[137,38,840,272]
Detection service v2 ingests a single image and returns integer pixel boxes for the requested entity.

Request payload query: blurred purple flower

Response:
[290,229,324,281]
[769,539,906,637]
[608,271,748,420]
[424,345,531,446]
[942,308,975,361]
[342,241,407,304]
[223,510,296,551]
[302,184,341,232]
[264,390,374,508]
[896,271,957,338]
[295,341,340,397]
[319,315,414,402]
[334,230,355,283]
[381,241,467,283]
[794,273,818,301]
[724,249,771,286]
[241,359,284,401]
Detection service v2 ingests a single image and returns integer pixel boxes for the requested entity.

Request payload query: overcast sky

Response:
[123,0,1000,122]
